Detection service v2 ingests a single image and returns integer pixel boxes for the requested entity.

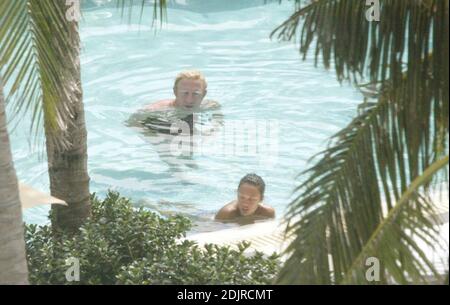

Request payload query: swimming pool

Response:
[10,0,364,231]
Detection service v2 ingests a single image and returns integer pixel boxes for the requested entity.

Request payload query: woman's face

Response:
[237,183,262,216]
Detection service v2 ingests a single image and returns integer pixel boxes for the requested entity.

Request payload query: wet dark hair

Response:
[238,173,265,199]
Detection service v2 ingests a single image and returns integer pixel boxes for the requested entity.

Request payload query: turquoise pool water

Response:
[10,1,364,231]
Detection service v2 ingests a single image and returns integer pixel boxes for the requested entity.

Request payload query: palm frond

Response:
[277,67,448,284]
[271,0,449,120]
[271,0,448,97]
[273,0,448,284]
[0,0,79,149]
[342,155,448,284]
[115,0,167,27]
[272,0,449,180]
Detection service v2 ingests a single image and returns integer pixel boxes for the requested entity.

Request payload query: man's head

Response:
[173,70,207,111]
[236,173,265,216]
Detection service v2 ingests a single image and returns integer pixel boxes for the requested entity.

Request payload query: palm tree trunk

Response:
[47,6,91,232]
[0,80,29,284]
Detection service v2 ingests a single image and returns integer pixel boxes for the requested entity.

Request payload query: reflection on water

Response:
[125,100,224,172]
[126,99,223,135]
[135,197,236,234]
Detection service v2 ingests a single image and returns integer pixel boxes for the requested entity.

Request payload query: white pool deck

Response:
[186,219,294,259]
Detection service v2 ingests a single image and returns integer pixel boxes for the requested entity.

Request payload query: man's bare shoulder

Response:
[142,99,175,111]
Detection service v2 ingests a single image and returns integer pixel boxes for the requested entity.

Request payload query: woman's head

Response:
[237,173,265,216]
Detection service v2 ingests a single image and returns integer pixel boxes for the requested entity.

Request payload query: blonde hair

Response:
[174,70,207,91]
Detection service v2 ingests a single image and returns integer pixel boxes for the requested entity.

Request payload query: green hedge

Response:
[25,191,280,284]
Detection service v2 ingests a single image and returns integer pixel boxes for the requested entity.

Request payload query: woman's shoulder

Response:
[257,203,275,218]
[215,201,238,220]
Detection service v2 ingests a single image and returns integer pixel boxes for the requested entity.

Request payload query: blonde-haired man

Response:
[143,70,217,112]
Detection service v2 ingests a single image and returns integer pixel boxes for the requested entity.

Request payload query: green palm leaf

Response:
[342,155,448,284]
[274,0,449,284]
[278,77,448,284]
[272,0,448,140]
[1,0,79,148]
